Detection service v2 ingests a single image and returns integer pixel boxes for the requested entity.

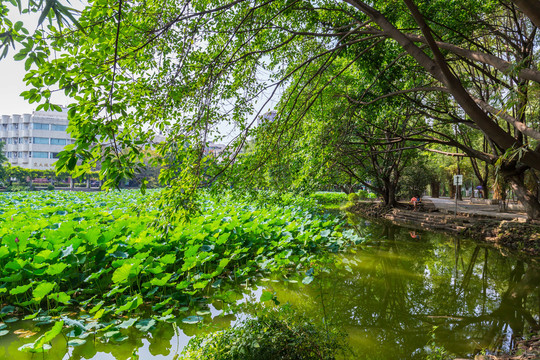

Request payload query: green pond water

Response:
[1,217,539,359]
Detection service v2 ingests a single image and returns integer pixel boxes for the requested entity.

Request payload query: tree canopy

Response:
[2,0,540,218]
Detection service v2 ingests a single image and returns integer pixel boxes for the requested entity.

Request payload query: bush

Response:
[182,307,350,360]
[357,190,369,199]
[310,192,348,205]
[47,184,55,191]
[8,184,29,192]
[348,192,359,202]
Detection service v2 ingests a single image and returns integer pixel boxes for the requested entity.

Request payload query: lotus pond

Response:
[0,191,539,359]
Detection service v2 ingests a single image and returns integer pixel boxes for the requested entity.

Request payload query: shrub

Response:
[357,190,369,199]
[182,307,350,360]
[348,192,359,202]
[47,184,55,191]
[8,184,29,192]
[310,192,348,205]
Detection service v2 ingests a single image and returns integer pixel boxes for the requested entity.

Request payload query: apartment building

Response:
[0,108,73,170]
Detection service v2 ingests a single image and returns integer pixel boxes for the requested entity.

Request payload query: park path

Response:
[422,196,528,221]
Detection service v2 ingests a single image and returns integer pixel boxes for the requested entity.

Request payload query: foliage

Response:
[0,190,362,321]
[182,306,350,360]
[0,142,6,184]
[348,193,359,202]
[310,192,348,206]
[425,326,452,360]
[397,157,437,199]
[3,0,540,218]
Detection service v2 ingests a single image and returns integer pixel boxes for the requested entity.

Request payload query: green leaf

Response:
[117,318,138,329]
[18,343,52,353]
[48,292,70,304]
[260,290,274,302]
[150,273,172,287]
[89,301,104,314]
[112,262,134,284]
[34,321,64,350]
[135,318,156,332]
[181,316,203,324]
[46,263,68,276]
[0,305,16,314]
[116,295,143,313]
[67,339,86,346]
[33,282,55,301]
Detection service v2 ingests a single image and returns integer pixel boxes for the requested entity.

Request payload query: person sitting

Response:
[410,196,418,211]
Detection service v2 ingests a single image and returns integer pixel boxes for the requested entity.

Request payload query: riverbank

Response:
[456,334,540,359]
[346,200,540,257]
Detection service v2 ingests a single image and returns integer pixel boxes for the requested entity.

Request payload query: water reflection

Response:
[268,218,540,359]
[0,219,539,359]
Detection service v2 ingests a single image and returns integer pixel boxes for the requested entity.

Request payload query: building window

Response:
[33,137,49,144]
[7,138,12,144]
[50,152,61,159]
[23,123,29,130]
[51,124,67,131]
[33,123,49,130]
[32,151,49,158]
[9,124,19,131]
[50,138,66,145]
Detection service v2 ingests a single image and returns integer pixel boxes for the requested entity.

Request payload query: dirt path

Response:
[425,196,528,221]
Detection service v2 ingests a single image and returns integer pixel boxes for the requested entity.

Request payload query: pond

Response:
[1,215,539,359]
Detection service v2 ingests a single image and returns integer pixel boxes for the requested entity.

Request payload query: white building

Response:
[0,108,73,170]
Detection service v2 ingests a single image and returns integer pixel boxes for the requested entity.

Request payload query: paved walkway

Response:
[422,196,528,221]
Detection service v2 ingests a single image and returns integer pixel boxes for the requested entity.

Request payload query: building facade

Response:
[0,108,73,170]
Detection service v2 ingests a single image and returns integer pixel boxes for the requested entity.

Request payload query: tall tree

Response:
[3,0,540,217]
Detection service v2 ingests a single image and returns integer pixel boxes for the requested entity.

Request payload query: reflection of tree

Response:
[271,223,540,359]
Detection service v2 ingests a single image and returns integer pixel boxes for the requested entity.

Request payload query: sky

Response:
[1,9,70,116]
[1,48,36,115]
[1,56,70,115]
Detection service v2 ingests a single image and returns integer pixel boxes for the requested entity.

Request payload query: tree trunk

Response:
[506,173,540,220]
[382,179,398,207]
[430,181,440,198]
